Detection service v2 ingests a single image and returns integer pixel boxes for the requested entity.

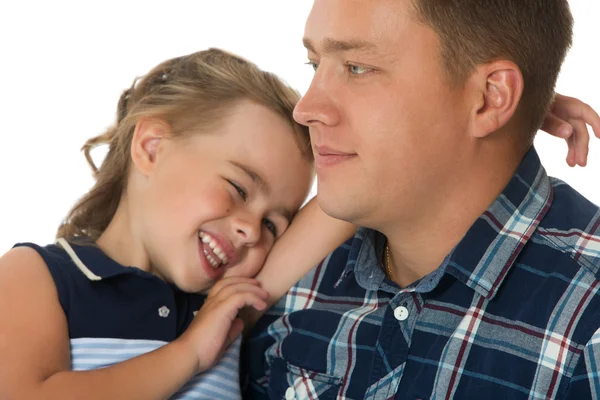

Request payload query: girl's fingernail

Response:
[560,127,572,137]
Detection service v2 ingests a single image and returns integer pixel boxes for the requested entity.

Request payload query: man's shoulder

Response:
[295,235,357,287]
[531,177,600,277]
[264,232,369,319]
[545,177,600,231]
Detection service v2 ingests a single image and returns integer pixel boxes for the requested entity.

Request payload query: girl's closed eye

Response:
[262,218,278,237]
[228,180,247,201]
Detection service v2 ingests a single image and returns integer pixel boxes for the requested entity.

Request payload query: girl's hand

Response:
[541,93,600,167]
[178,277,268,373]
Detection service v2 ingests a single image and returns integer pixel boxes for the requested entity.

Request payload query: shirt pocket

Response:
[267,357,343,400]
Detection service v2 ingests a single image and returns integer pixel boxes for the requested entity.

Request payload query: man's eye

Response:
[262,219,278,237]
[348,64,371,76]
[228,180,247,201]
[305,61,319,72]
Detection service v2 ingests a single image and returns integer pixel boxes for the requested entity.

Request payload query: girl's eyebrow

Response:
[229,161,268,192]
[275,206,294,226]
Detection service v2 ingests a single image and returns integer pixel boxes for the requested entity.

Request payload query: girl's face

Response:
[131,101,313,293]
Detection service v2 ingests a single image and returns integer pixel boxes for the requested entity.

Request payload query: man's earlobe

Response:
[130,118,171,176]
[472,61,524,138]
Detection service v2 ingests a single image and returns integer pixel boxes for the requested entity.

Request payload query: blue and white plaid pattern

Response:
[242,148,600,399]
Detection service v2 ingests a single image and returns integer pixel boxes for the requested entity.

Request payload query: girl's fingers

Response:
[215,291,268,322]
[570,118,591,167]
[211,282,269,303]
[541,112,573,139]
[207,277,260,298]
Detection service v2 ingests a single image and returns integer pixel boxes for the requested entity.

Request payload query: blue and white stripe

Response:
[71,337,242,399]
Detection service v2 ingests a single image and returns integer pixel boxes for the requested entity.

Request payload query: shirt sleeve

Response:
[564,328,600,399]
[13,242,72,314]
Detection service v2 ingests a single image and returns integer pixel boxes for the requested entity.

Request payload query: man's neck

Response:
[383,143,526,288]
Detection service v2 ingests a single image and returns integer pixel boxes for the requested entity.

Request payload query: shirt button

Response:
[158,306,170,318]
[394,306,409,321]
[285,386,296,400]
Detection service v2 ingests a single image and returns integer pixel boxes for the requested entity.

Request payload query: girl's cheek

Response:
[234,249,268,279]
[202,187,234,214]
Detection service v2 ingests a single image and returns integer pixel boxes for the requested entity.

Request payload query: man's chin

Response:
[317,192,365,225]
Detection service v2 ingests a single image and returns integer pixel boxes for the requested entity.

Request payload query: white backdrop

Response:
[0,1,598,253]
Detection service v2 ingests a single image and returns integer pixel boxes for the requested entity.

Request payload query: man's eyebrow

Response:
[303,37,377,54]
[230,161,267,192]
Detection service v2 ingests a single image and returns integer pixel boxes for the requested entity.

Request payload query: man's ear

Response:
[467,60,524,139]
[130,117,172,176]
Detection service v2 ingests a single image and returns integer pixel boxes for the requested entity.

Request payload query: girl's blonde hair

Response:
[57,48,311,240]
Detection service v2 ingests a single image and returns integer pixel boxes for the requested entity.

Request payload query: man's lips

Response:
[314,146,357,168]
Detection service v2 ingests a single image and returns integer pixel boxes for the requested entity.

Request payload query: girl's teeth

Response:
[207,255,217,267]
[214,248,228,264]
[199,232,229,266]
[203,249,220,269]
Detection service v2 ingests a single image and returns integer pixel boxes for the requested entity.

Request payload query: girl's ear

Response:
[130,117,172,176]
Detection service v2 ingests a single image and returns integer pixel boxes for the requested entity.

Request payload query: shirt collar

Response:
[337,146,552,300]
[447,147,552,299]
[56,238,151,280]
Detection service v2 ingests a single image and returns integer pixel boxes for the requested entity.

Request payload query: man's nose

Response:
[293,65,340,127]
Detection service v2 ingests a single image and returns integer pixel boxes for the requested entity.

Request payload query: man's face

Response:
[294,0,473,229]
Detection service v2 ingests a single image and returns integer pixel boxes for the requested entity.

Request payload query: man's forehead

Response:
[305,0,416,53]
[307,0,415,26]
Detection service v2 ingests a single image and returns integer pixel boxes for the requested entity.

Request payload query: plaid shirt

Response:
[242,148,600,400]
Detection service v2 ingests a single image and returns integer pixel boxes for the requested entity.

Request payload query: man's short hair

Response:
[413,0,573,142]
